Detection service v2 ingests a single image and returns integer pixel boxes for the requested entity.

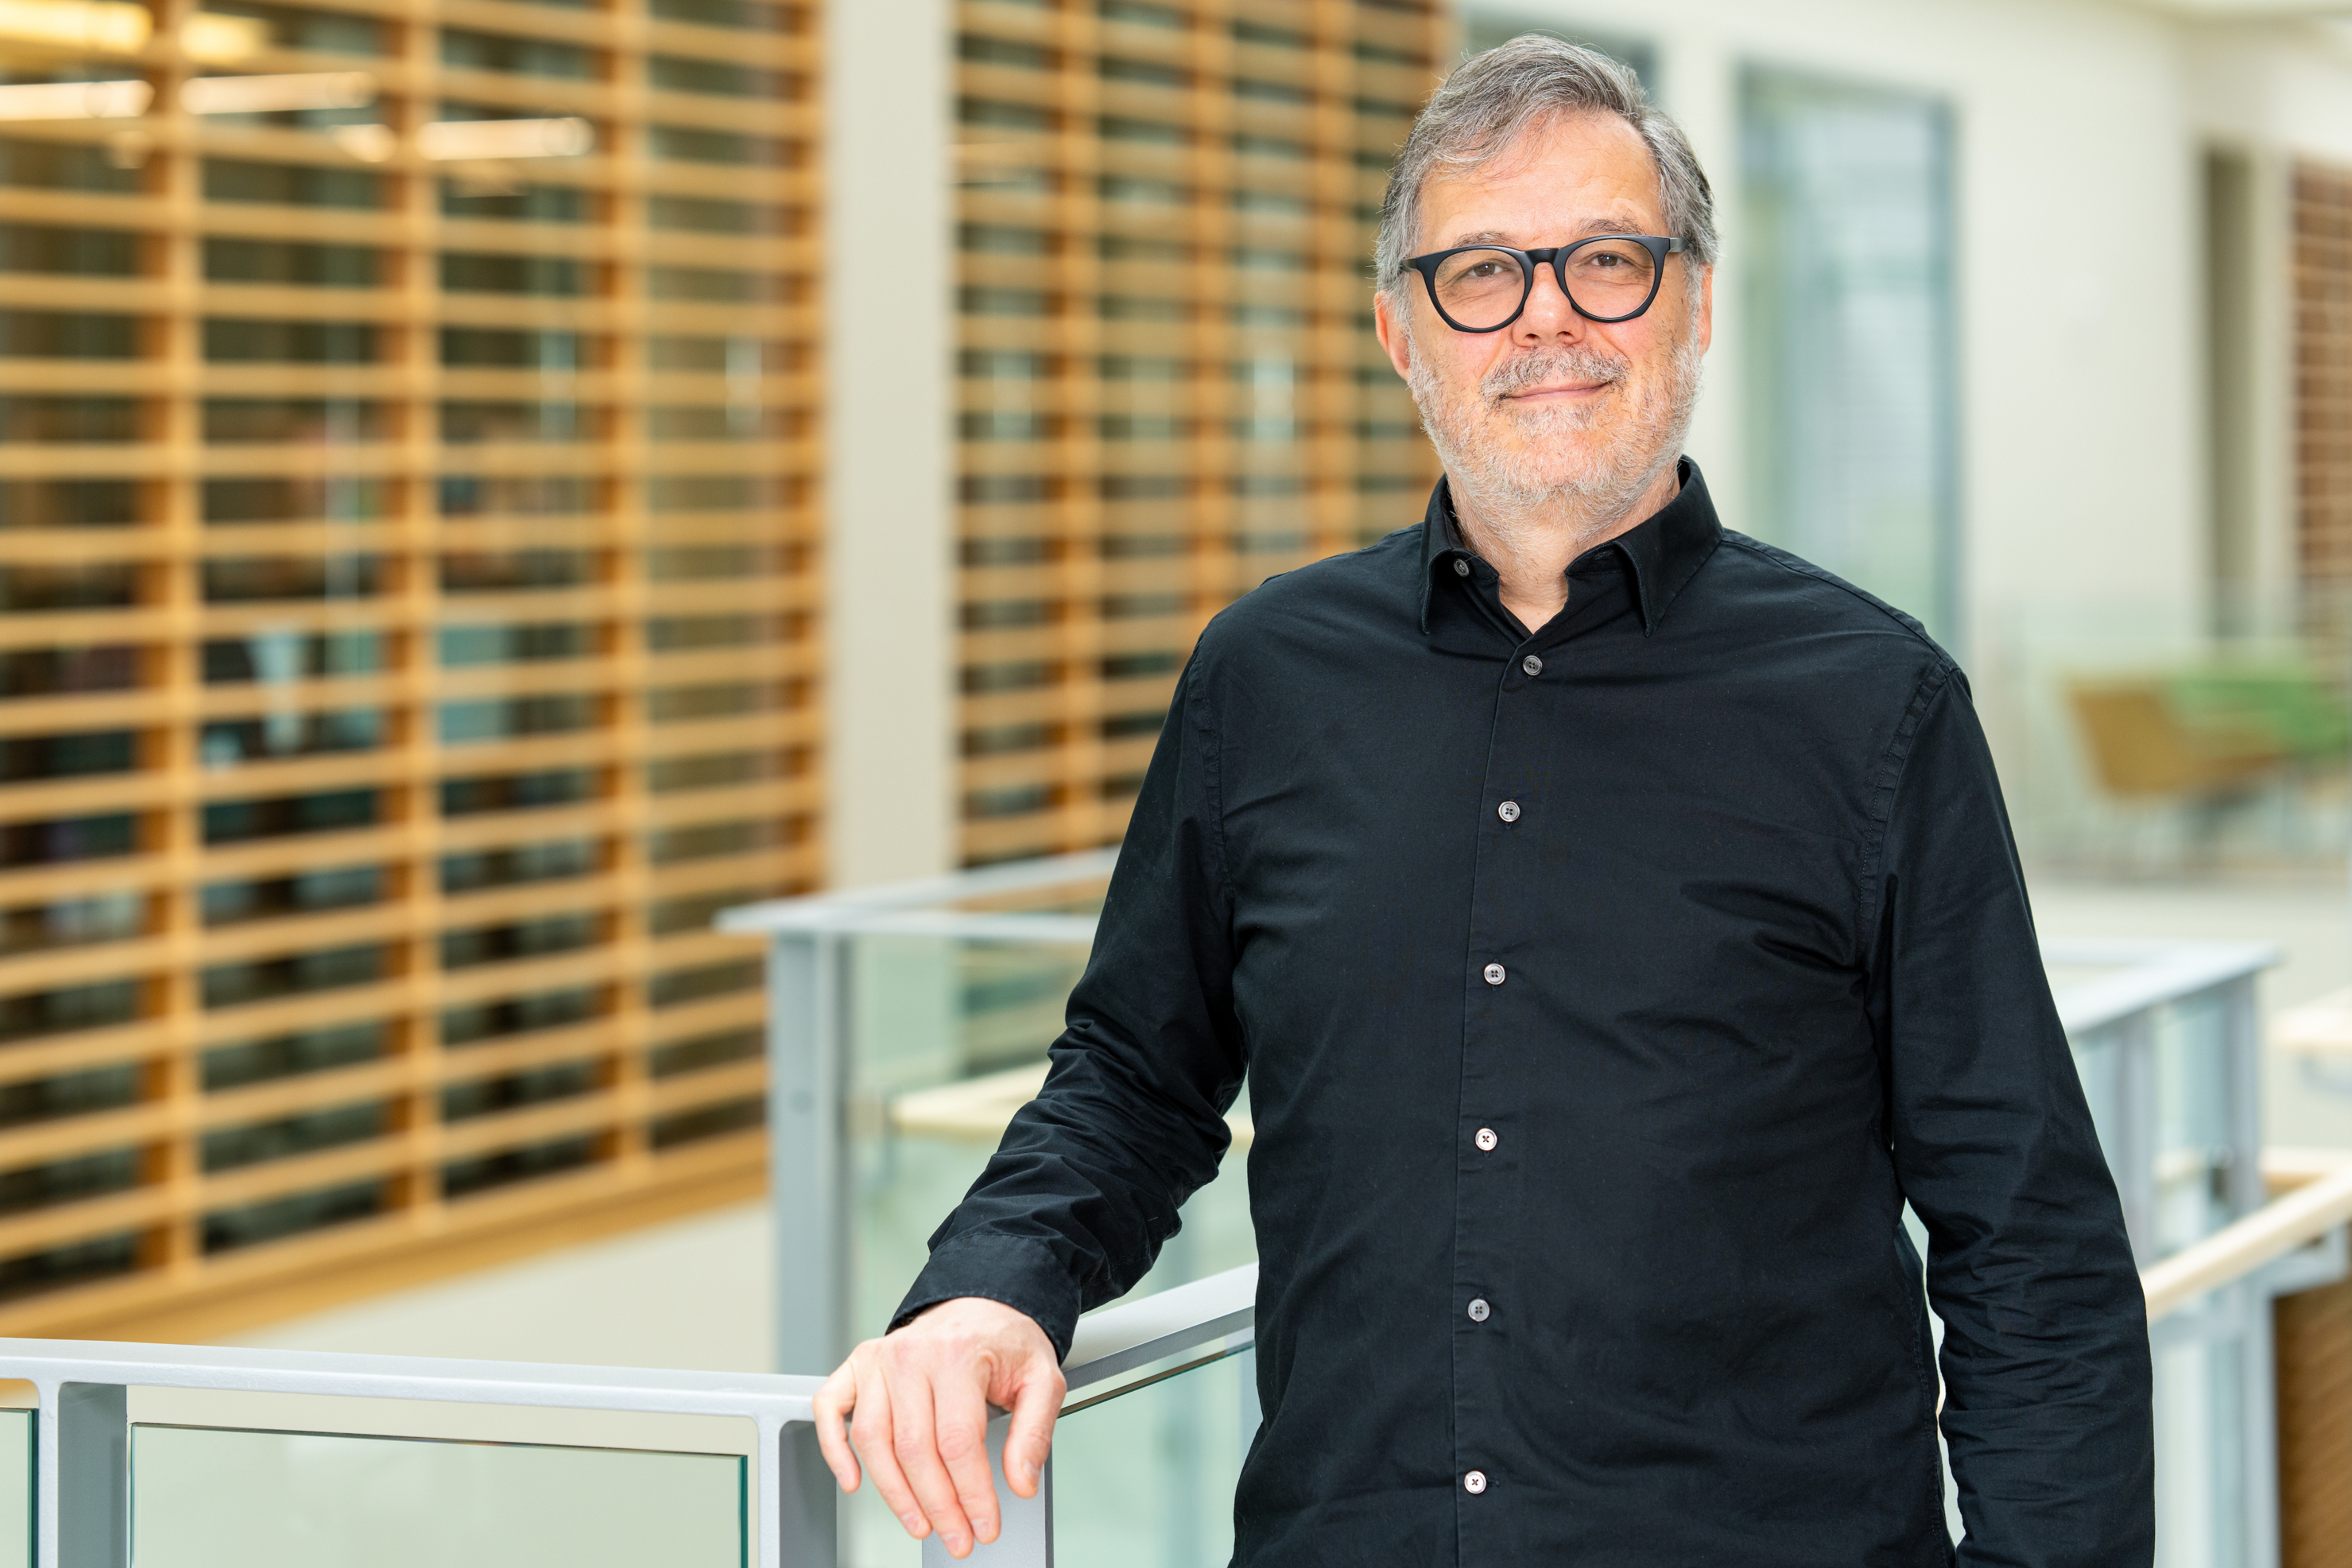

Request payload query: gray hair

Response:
[1375,35,1719,300]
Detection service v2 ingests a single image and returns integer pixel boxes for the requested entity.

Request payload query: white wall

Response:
[2189,19,2352,164]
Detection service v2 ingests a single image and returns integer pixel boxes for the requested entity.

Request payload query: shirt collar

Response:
[1417,456,1723,637]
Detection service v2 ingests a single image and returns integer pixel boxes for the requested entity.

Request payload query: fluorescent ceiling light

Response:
[0,78,150,120]
[0,0,149,53]
[179,71,375,114]
[417,116,593,160]
[179,12,267,63]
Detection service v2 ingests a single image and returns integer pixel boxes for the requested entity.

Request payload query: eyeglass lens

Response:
[1429,241,1658,329]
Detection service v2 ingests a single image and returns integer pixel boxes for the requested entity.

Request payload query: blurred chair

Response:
[2065,680,2285,864]
[2067,680,2283,797]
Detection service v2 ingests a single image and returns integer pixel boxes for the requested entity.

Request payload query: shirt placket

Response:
[1452,623,1551,1553]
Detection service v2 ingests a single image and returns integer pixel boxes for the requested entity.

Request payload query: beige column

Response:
[823,0,958,885]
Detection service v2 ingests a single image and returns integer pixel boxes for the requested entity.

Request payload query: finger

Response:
[932,1370,1001,1546]
[1001,1363,1064,1500]
[884,1365,977,1559]
[813,1362,861,1493]
[848,1360,930,1543]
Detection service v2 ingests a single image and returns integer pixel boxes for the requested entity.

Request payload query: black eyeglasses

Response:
[1404,235,1686,332]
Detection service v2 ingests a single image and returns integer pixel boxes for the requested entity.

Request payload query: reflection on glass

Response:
[129,1425,743,1568]
[1054,1350,1253,1568]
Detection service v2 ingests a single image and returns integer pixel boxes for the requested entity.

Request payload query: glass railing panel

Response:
[128,1425,746,1568]
[0,1410,28,1568]
[840,924,1254,1567]
[1053,1349,1254,1568]
[845,927,1255,1345]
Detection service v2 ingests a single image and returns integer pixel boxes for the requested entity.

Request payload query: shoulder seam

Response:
[1184,637,1239,910]
[1856,662,1957,963]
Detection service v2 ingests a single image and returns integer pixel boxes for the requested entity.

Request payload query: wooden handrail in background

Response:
[2145,1161,2352,1320]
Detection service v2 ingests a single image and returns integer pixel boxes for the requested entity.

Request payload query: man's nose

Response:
[1515,261,1587,342]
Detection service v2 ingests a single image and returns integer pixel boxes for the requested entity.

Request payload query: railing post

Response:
[765,1417,838,1568]
[769,929,849,1377]
[923,1414,1050,1567]
[2224,972,2266,1219]
[2237,1276,2284,1568]
[54,1383,124,1568]
[2223,971,2280,1568]
[2115,1008,2159,1266]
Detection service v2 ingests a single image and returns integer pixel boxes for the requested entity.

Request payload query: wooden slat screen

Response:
[0,0,819,1338]
[951,0,1444,865]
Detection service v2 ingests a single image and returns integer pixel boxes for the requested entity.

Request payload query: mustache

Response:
[1479,346,1631,403]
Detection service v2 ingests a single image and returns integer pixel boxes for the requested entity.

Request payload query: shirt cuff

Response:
[890,1232,1085,1361]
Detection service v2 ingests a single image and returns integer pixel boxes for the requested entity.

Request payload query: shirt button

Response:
[1452,558,1471,577]
[1467,1298,1491,1322]
[1464,1470,1488,1495]
[1521,654,1544,677]
[1482,962,1505,986]
[1496,800,1521,823]
[1475,1127,1498,1151]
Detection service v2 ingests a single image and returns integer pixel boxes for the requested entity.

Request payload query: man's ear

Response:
[1372,288,1415,383]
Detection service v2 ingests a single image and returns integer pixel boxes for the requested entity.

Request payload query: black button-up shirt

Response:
[898,462,2153,1566]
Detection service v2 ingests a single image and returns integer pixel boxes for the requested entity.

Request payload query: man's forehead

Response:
[1418,112,1663,244]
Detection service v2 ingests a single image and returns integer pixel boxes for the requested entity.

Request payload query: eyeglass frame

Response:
[1402,235,1688,333]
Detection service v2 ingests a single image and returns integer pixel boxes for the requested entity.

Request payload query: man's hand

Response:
[812,1297,1065,1560]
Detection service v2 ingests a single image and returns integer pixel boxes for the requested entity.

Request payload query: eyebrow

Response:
[1442,215,1653,249]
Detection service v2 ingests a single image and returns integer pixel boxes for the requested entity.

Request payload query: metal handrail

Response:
[0,1338,833,1568]
[2043,939,2280,1035]
[1050,1167,2352,1365]
[1064,1263,1258,1398]
[717,850,1118,936]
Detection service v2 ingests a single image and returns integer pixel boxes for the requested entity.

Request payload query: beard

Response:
[1404,309,1705,550]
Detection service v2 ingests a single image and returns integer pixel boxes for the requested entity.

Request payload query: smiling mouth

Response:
[1504,382,1610,400]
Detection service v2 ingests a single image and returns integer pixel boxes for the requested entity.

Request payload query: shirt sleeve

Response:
[1870,667,2155,1567]
[890,654,1246,1358]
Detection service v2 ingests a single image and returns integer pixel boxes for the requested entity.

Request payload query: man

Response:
[817,36,2153,1566]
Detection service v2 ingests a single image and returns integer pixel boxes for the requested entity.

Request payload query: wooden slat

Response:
[2280,1275,2352,1568]
[2297,161,2352,633]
